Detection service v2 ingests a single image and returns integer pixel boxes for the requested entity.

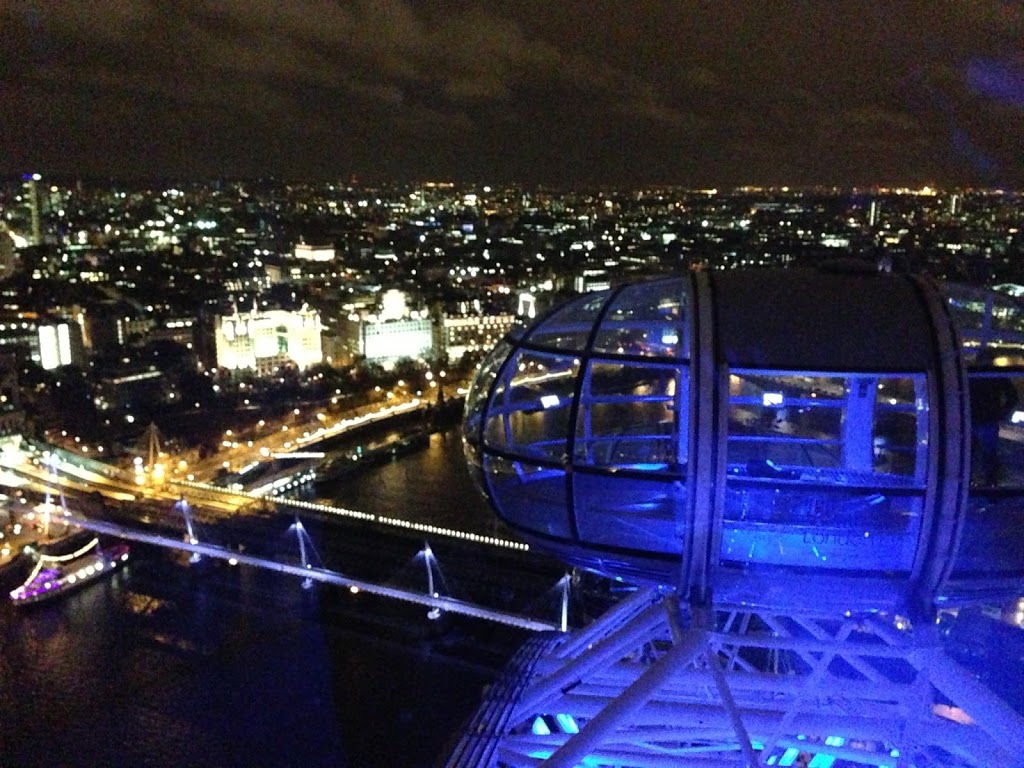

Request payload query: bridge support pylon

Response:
[293,516,314,590]
[423,542,442,620]
[174,497,201,563]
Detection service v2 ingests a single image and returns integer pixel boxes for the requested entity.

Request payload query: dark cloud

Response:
[1,0,1022,185]
[966,58,1024,107]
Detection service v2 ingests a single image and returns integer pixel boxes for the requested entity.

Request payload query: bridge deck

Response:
[65,514,559,633]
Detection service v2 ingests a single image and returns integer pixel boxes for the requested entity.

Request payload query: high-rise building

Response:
[38,321,86,370]
[22,173,42,246]
[0,316,85,370]
[868,199,880,228]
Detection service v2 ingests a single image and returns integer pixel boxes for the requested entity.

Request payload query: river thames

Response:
[0,429,546,768]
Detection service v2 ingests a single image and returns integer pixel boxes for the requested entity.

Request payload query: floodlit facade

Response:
[38,323,81,370]
[293,243,335,262]
[357,316,433,363]
[215,306,322,375]
[441,313,518,362]
[453,268,1024,768]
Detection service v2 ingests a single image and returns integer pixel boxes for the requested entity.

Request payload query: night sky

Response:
[2,0,1023,187]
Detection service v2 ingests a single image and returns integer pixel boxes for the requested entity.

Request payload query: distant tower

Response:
[950,193,961,217]
[23,173,42,246]
[868,199,880,228]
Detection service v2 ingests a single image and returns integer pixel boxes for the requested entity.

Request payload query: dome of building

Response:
[463,268,1024,614]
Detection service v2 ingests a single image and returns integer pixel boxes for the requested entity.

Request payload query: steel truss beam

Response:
[446,591,1024,767]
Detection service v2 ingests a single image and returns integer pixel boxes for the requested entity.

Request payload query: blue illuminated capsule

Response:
[463,268,1024,614]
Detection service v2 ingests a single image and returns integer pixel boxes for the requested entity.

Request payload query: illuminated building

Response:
[379,289,410,321]
[22,173,42,247]
[441,313,517,363]
[0,317,84,370]
[339,315,434,365]
[293,242,335,262]
[452,268,1024,768]
[334,290,437,365]
[38,322,85,370]
[215,305,322,375]
[574,268,611,293]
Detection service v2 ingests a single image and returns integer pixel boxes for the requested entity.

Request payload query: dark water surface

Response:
[0,430,529,768]
[310,428,503,535]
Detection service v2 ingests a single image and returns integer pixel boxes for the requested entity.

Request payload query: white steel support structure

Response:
[446,587,1024,767]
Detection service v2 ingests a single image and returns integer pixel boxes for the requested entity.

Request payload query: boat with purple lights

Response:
[9,537,130,606]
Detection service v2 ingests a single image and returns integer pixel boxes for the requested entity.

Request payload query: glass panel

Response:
[968,371,1024,487]
[873,377,925,479]
[945,289,987,332]
[463,340,512,444]
[951,492,1024,578]
[945,284,1024,352]
[592,278,689,360]
[963,346,1024,367]
[463,437,484,481]
[574,361,683,469]
[524,291,610,351]
[506,316,530,341]
[485,455,570,538]
[727,372,927,486]
[991,298,1024,335]
[722,369,928,573]
[483,350,579,461]
[575,473,684,554]
[727,374,845,474]
[720,489,922,570]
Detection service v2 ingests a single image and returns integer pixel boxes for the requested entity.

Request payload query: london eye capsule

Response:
[463,267,1024,615]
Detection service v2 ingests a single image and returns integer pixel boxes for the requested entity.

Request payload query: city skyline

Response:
[3,1,1023,188]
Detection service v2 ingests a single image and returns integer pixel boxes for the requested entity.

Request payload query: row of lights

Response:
[170,479,528,551]
[294,399,422,446]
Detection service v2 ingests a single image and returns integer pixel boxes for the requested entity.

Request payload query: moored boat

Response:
[9,537,130,606]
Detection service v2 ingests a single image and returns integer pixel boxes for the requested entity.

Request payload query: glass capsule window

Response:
[720,370,928,573]
[942,286,1024,585]
[464,340,514,448]
[574,361,685,470]
[467,277,693,553]
[524,292,609,351]
[591,278,689,359]
[572,359,689,555]
[482,349,580,462]
[944,284,1024,350]
[483,455,572,539]
[952,368,1024,580]
[573,473,685,554]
